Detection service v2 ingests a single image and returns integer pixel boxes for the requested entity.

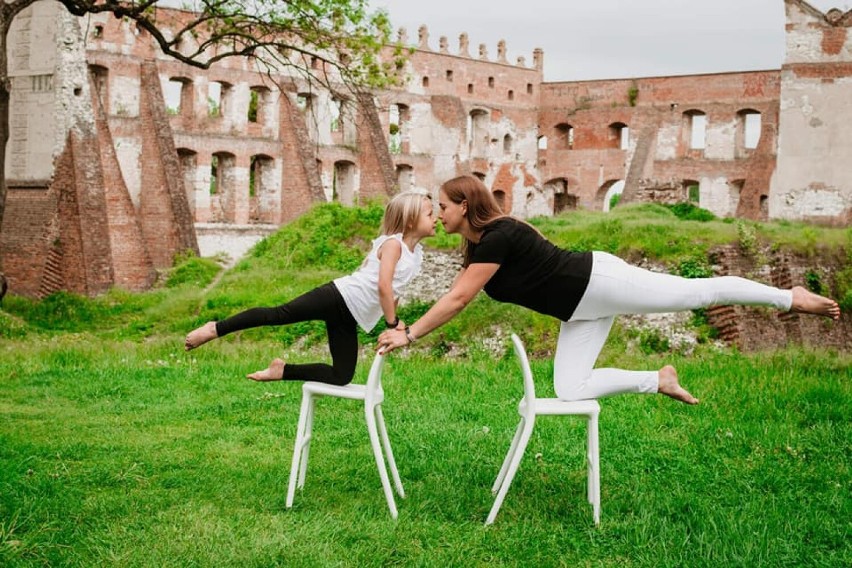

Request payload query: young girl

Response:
[185,190,436,385]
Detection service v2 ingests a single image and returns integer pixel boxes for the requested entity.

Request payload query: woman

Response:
[185,190,436,385]
[378,176,840,404]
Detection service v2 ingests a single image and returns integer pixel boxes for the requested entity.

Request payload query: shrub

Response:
[665,202,716,222]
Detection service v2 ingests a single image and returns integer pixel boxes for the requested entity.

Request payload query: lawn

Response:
[1,202,850,566]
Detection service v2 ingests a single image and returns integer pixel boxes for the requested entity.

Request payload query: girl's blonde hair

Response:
[380,189,431,235]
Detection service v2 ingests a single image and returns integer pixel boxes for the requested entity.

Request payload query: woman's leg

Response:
[571,252,794,321]
[553,317,698,403]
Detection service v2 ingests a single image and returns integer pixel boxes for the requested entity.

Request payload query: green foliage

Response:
[637,328,670,354]
[677,257,713,279]
[0,310,27,339]
[737,220,759,256]
[608,192,621,210]
[166,251,222,288]
[627,83,639,107]
[249,201,384,272]
[804,269,823,294]
[665,202,716,222]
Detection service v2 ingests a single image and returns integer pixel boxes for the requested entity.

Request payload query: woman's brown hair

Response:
[439,175,505,265]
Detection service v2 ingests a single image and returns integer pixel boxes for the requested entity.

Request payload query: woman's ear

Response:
[461,199,468,214]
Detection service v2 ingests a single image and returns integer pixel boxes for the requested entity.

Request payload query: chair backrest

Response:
[364,352,385,402]
[510,334,537,402]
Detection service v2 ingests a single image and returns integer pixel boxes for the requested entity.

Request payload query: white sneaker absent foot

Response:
[247,358,285,382]
[185,322,218,351]
[658,365,699,405]
[791,286,841,320]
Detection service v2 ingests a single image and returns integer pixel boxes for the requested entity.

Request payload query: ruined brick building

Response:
[1,0,850,297]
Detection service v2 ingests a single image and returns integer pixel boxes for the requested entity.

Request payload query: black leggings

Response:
[215,282,358,385]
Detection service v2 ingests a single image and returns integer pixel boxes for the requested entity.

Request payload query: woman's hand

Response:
[377,328,408,354]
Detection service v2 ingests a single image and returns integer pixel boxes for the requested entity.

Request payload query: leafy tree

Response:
[0,0,402,286]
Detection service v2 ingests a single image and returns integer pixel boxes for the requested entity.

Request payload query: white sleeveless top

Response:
[334,234,423,331]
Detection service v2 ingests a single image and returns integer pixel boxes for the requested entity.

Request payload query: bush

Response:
[665,202,716,222]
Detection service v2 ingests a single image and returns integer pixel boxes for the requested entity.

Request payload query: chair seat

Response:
[527,398,600,416]
[302,381,384,402]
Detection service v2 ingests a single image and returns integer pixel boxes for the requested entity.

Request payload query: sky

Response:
[370,0,850,82]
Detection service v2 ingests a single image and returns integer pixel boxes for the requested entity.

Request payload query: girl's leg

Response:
[571,252,793,321]
[553,317,698,403]
[186,283,339,350]
[246,283,360,386]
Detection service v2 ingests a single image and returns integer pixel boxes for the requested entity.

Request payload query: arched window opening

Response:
[210,152,236,222]
[728,179,744,217]
[736,109,762,155]
[89,65,109,112]
[555,123,574,150]
[537,135,548,150]
[248,86,270,124]
[503,134,513,155]
[683,179,700,204]
[396,164,414,192]
[249,154,275,223]
[208,81,231,118]
[468,109,489,156]
[609,122,629,150]
[472,172,486,182]
[598,179,624,212]
[388,103,409,154]
[333,160,357,205]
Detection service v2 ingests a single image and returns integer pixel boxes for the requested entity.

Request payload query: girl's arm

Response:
[378,263,499,353]
[376,238,403,327]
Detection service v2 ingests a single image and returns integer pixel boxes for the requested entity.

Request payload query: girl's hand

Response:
[377,328,408,354]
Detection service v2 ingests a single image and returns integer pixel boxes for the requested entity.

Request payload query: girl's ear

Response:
[461,199,468,214]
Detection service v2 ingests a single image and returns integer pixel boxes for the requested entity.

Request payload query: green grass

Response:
[0,202,850,566]
[0,338,849,566]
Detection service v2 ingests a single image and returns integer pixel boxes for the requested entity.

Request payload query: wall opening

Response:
[208,81,231,118]
[493,190,507,212]
[177,148,197,218]
[503,134,513,155]
[728,179,744,217]
[609,122,629,150]
[249,154,275,222]
[210,152,236,222]
[333,160,357,205]
[396,164,414,192]
[683,110,706,150]
[555,123,574,150]
[468,109,489,157]
[599,179,624,212]
[736,109,762,155]
[248,86,270,124]
[683,179,700,203]
[89,65,109,112]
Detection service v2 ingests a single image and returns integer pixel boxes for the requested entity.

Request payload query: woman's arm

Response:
[378,263,499,353]
[376,239,403,327]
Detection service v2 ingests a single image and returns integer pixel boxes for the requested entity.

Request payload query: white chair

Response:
[486,333,601,525]
[286,353,405,518]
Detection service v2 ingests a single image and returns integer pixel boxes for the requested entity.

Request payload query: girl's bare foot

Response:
[657,365,699,405]
[791,286,841,320]
[185,322,218,351]
[247,358,285,381]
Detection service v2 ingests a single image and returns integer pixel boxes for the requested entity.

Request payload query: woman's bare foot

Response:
[247,358,285,381]
[791,286,841,320]
[185,322,218,351]
[657,365,699,405]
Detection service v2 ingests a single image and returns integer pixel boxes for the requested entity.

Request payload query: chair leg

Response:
[485,418,535,525]
[365,404,398,519]
[492,418,526,493]
[588,412,600,525]
[297,397,316,488]
[375,405,405,498]
[287,393,313,508]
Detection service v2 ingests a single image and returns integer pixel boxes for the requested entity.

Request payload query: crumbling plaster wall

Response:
[769,1,852,224]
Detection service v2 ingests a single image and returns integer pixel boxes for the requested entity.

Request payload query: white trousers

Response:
[554,252,793,401]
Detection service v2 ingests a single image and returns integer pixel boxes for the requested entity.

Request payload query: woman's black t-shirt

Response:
[467,217,593,321]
